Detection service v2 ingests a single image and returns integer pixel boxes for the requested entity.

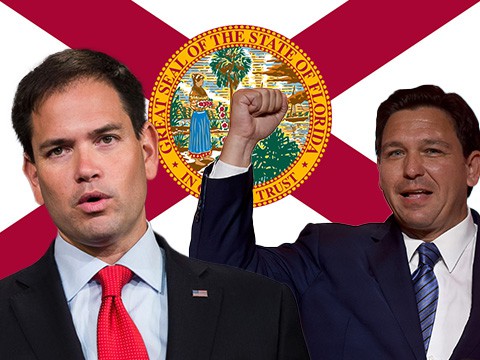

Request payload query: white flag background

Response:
[1,0,480,277]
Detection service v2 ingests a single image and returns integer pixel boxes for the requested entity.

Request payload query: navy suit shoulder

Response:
[293,220,390,251]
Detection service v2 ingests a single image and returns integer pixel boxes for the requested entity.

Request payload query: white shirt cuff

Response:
[210,159,249,179]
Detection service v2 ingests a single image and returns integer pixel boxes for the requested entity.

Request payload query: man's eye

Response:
[386,150,403,158]
[425,148,442,155]
[48,147,64,157]
[99,135,117,145]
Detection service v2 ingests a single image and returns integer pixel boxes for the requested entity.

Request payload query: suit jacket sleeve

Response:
[191,164,323,298]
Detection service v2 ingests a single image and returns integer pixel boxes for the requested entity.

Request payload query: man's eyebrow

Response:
[38,124,124,152]
[421,139,451,148]
[88,123,123,137]
[380,141,403,151]
[39,138,72,152]
[381,139,452,151]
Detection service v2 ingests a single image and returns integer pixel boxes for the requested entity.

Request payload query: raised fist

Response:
[220,88,288,167]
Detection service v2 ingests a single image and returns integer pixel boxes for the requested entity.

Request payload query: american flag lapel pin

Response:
[192,289,208,298]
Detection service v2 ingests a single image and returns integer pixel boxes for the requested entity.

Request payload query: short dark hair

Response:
[11,49,146,162]
[376,84,480,196]
[375,85,480,158]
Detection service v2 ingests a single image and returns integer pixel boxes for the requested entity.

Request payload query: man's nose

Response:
[403,152,425,179]
[74,148,101,183]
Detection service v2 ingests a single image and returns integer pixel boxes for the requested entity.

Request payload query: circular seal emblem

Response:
[149,25,331,207]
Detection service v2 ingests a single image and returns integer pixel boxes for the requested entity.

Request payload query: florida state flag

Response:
[1,0,479,278]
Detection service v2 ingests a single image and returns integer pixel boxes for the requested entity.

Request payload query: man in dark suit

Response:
[191,85,480,359]
[0,49,309,359]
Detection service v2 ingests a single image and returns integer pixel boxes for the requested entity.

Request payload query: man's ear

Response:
[23,154,45,205]
[466,150,480,188]
[140,121,159,180]
[376,156,384,192]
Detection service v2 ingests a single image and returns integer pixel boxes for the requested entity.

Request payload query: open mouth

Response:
[78,192,109,205]
[400,190,432,198]
[77,192,110,213]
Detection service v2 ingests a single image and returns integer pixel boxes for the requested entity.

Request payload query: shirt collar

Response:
[404,210,477,273]
[54,222,165,302]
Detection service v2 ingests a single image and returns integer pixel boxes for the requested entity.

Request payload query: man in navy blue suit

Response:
[191,85,480,359]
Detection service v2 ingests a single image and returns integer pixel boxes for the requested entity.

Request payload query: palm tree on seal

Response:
[210,48,252,108]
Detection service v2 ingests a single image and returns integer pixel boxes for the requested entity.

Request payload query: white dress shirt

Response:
[54,222,168,360]
[212,159,477,360]
[405,212,476,360]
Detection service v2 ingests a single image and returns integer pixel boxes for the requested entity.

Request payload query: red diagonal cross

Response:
[0,0,478,278]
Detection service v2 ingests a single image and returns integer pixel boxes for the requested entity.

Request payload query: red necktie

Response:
[95,265,150,360]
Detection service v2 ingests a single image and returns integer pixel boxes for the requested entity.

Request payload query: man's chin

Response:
[60,225,120,249]
[394,213,438,238]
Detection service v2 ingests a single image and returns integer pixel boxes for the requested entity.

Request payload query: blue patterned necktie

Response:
[412,242,441,353]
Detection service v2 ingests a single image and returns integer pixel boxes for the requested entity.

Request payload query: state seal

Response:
[149,25,331,207]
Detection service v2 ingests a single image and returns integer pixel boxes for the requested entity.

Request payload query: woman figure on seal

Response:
[188,73,213,166]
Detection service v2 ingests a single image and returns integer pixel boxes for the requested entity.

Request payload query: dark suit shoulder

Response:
[0,245,85,360]
[301,221,387,240]
[264,219,398,288]
[288,220,393,256]
[0,247,55,300]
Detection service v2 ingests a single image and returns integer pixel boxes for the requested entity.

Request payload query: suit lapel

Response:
[9,246,84,360]
[450,210,480,359]
[156,235,223,360]
[366,218,425,360]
